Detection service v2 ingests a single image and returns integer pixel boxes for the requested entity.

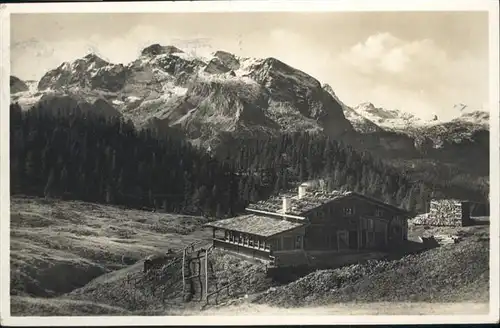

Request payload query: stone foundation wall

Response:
[412,199,465,227]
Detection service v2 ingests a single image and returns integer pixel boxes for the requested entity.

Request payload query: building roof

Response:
[247,190,351,216]
[204,214,306,238]
[246,189,410,217]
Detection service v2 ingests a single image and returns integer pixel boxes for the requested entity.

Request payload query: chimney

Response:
[298,183,307,199]
[282,197,291,214]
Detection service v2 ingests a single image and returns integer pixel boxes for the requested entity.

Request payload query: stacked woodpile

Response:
[412,199,464,226]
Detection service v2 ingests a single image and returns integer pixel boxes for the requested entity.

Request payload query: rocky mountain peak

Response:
[322,83,335,97]
[141,44,184,57]
[72,53,110,71]
[356,102,376,111]
[213,50,240,71]
[83,52,106,62]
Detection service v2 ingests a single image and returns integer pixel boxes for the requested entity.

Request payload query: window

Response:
[375,208,384,217]
[367,218,374,230]
[343,207,354,216]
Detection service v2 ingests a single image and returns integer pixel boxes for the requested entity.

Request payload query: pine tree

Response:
[215,203,224,219]
[44,169,56,199]
[60,166,69,195]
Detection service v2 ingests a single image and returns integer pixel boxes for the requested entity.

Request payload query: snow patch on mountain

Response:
[322,84,382,133]
[234,57,264,77]
[127,96,141,102]
[351,102,434,130]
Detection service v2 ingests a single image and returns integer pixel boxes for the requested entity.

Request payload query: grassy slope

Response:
[253,224,490,307]
[10,196,272,316]
[10,197,491,316]
[10,196,212,298]
[11,296,131,316]
[61,249,273,315]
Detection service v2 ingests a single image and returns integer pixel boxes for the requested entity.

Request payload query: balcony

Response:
[212,238,272,261]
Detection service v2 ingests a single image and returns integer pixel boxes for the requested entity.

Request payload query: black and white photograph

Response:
[1,0,499,325]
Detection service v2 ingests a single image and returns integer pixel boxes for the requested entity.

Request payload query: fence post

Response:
[205,248,208,302]
[182,248,186,295]
[133,285,137,307]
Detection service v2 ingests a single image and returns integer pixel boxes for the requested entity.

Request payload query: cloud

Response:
[331,32,488,120]
[339,33,449,84]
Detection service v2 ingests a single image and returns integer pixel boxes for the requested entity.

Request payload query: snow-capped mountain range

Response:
[9,44,489,171]
[11,46,489,134]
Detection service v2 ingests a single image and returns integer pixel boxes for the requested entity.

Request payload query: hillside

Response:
[10,196,212,298]
[253,224,489,307]
[10,197,274,316]
[10,75,29,93]
[10,197,490,316]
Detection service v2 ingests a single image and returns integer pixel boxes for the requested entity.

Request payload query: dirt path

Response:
[186,302,490,315]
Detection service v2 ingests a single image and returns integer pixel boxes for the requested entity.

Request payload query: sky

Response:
[10,11,490,120]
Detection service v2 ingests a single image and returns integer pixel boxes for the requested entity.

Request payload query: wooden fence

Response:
[205,267,258,306]
[121,241,214,306]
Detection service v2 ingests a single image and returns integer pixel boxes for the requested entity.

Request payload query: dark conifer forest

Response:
[9,102,488,218]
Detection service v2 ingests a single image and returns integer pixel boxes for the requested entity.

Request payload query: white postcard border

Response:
[1,0,498,326]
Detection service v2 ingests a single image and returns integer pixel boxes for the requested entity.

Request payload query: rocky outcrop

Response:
[153,54,204,79]
[248,58,353,136]
[37,53,127,92]
[323,84,382,134]
[147,78,280,144]
[10,76,29,93]
[213,50,240,70]
[141,44,183,57]
[90,64,128,92]
[204,58,231,74]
